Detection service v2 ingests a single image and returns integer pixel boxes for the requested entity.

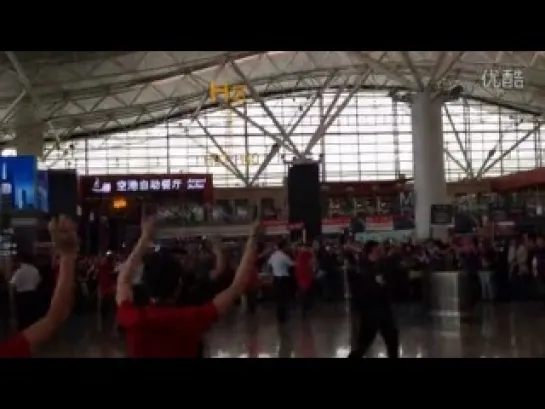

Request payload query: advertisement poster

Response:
[430,204,454,226]
[0,156,37,211]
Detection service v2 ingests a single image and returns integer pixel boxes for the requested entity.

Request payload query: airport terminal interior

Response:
[2,51,545,358]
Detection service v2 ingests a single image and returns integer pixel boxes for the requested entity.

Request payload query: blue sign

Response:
[0,156,37,211]
[36,170,49,213]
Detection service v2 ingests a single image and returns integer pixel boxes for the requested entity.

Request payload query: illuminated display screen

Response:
[80,174,212,198]
[0,156,37,211]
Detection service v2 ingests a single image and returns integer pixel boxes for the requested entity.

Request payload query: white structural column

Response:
[411,92,448,240]
[13,100,44,157]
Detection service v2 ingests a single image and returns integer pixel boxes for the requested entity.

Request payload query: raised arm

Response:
[21,215,78,354]
[212,222,261,315]
[116,214,155,305]
[209,238,226,281]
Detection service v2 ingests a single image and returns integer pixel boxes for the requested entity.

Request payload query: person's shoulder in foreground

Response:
[0,333,31,358]
[117,298,218,331]
[0,215,78,358]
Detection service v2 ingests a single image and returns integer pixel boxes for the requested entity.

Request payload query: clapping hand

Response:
[48,215,79,256]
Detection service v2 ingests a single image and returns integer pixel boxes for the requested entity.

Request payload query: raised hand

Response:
[141,213,156,239]
[48,215,79,256]
[250,220,264,238]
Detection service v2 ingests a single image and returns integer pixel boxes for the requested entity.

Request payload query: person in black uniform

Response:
[348,240,399,358]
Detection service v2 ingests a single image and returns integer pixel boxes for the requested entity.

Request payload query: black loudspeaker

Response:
[47,170,78,219]
[287,163,321,242]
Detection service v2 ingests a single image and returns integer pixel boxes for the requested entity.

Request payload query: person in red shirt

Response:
[0,215,78,357]
[116,213,261,358]
[295,242,315,315]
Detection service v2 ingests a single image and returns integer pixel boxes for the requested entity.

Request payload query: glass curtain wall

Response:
[4,90,540,187]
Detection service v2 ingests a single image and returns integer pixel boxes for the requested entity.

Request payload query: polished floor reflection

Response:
[32,302,545,358]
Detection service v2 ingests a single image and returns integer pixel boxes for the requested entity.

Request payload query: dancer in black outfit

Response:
[348,241,399,358]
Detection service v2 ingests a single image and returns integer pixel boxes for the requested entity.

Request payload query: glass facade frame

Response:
[4,90,541,187]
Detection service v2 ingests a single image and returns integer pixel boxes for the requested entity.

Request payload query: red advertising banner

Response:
[365,215,394,231]
[261,218,351,235]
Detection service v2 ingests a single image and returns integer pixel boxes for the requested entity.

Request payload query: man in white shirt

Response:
[267,240,294,323]
[10,254,42,330]
[11,262,41,293]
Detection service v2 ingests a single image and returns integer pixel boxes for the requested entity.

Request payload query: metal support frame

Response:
[247,85,327,185]
[462,99,472,173]
[318,94,326,182]
[0,90,26,126]
[228,105,299,157]
[479,121,545,176]
[400,52,425,91]
[392,99,401,178]
[243,103,250,181]
[534,117,541,168]
[5,51,64,157]
[4,51,541,189]
[195,118,249,184]
[217,73,338,186]
[230,61,301,156]
[347,52,412,88]
[389,92,469,176]
[443,105,474,178]
[303,67,375,156]
[0,51,542,155]
[428,52,465,87]
[498,108,504,175]
[249,144,281,186]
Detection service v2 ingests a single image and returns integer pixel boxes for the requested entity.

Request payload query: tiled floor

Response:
[33,302,545,358]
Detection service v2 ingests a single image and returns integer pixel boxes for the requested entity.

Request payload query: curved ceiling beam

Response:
[5,84,536,147]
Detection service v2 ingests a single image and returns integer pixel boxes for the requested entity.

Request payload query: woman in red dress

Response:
[295,242,315,315]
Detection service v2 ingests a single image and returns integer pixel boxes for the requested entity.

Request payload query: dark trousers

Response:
[300,286,314,315]
[246,290,258,315]
[99,293,116,320]
[348,302,399,358]
[514,274,533,301]
[537,275,545,305]
[273,276,293,323]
